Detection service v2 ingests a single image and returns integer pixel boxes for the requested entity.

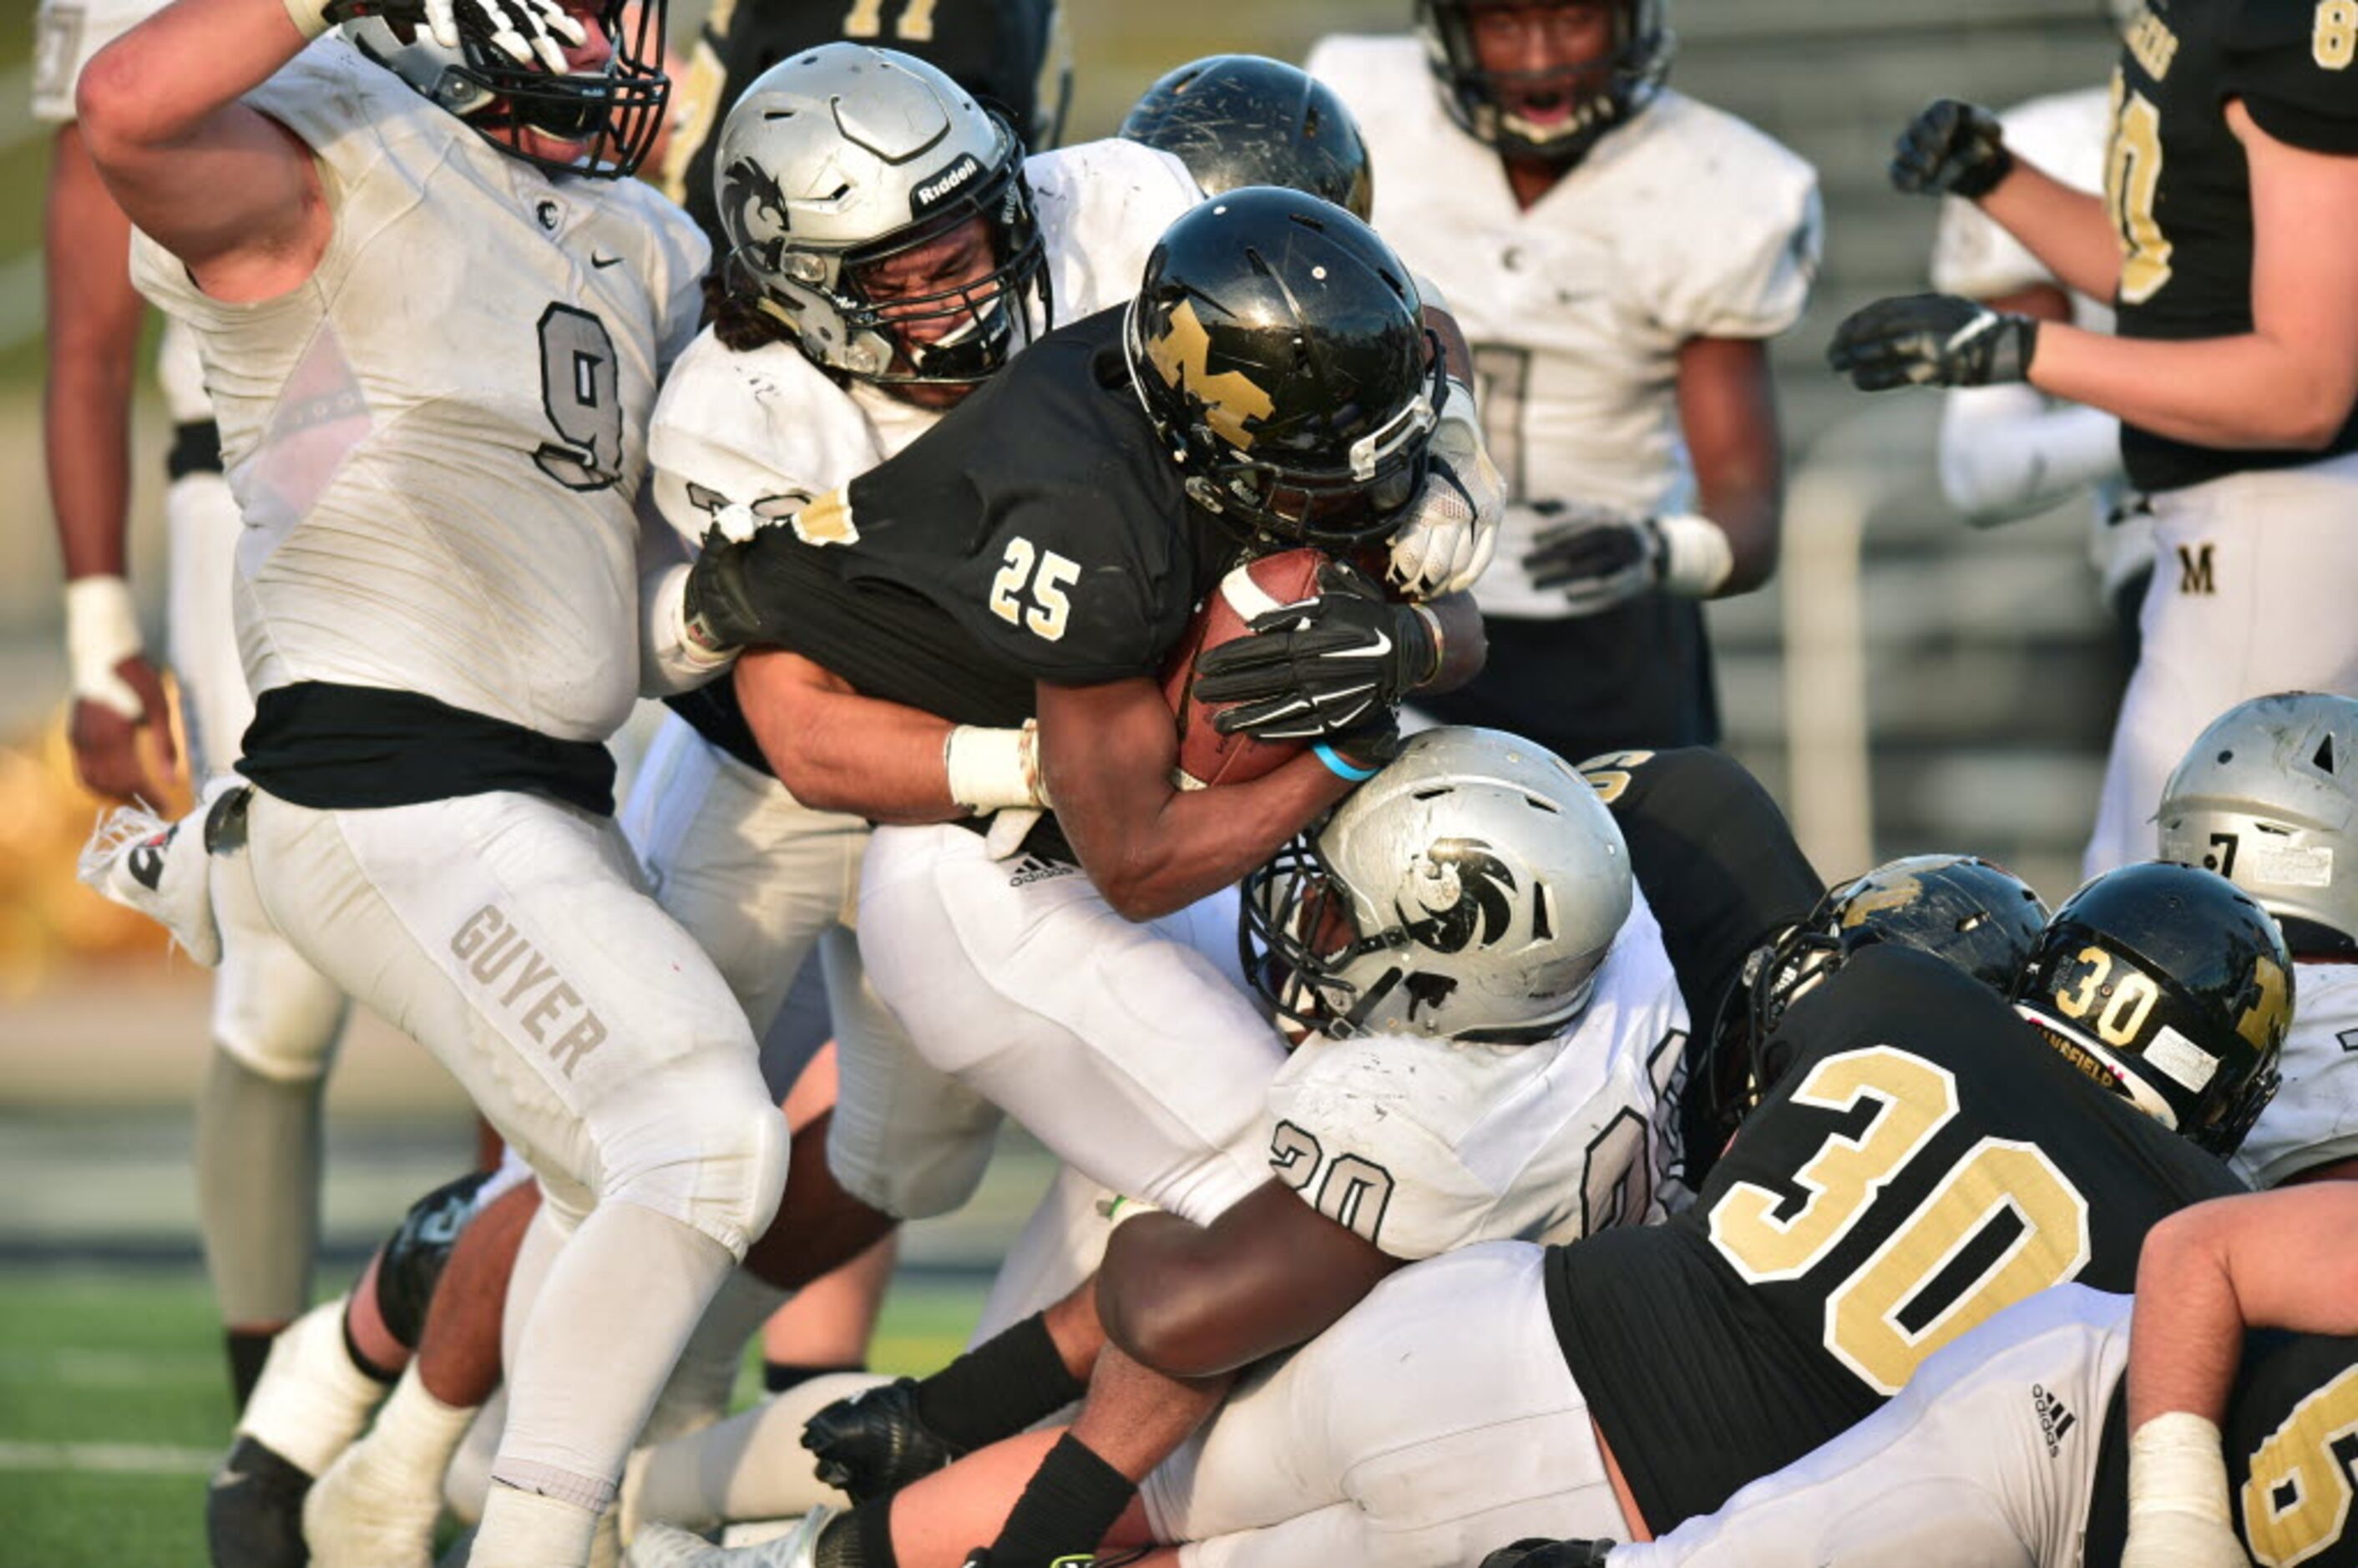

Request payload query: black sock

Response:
[987,1432,1136,1568]
[341,1311,403,1386]
[912,1313,1086,1453]
[764,1359,866,1394]
[814,1500,900,1568]
[225,1328,277,1413]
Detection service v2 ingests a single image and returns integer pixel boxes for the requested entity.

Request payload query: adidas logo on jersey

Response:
[2031,1383,2077,1456]
[1007,855,1075,888]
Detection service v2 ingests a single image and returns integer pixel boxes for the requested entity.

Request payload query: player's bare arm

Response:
[1674,336,1784,596]
[2029,107,2358,452]
[734,650,998,826]
[75,0,331,296]
[1096,1179,1402,1378]
[45,117,175,801]
[1035,676,1355,923]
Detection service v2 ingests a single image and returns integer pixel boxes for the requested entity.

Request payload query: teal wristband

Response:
[1313,744,1379,781]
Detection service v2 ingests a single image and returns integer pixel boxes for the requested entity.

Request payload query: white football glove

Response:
[1386,379,1502,601]
[2121,1414,2248,1568]
[428,0,583,73]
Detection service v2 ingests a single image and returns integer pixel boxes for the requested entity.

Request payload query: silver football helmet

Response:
[340,0,669,180]
[709,43,1049,387]
[1241,726,1633,1041]
[2158,691,2358,951]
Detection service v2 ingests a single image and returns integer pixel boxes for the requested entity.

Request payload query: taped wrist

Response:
[1655,514,1735,598]
[65,575,144,718]
[944,722,1050,815]
[2128,1412,2232,1523]
[283,0,331,40]
[913,1313,1086,1453]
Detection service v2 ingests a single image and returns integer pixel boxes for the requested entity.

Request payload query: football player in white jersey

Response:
[36,0,356,1411]
[72,0,794,1559]
[2158,693,2358,1188]
[1308,0,1820,762]
[629,726,1688,1568]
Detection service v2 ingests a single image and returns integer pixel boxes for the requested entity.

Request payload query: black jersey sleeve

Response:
[1580,747,1825,1033]
[2227,0,2358,154]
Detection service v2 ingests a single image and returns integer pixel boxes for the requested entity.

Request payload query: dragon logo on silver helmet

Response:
[709,43,1050,392]
[2159,691,2358,954]
[1242,727,1632,1041]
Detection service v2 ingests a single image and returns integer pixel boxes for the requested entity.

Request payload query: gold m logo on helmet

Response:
[1146,300,1275,451]
[1841,875,1921,929]
[2237,953,2291,1051]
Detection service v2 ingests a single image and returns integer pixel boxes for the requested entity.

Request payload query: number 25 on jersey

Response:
[989,537,1080,641]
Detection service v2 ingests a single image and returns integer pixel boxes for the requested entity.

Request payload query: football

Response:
[1161,546,1332,790]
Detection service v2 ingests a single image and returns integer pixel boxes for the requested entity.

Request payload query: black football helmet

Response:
[2012,862,2291,1156]
[1125,187,1440,548]
[1418,0,1672,166]
[1703,854,2051,1137]
[1120,55,1374,221]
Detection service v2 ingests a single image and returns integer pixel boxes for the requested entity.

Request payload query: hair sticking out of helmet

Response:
[2011,861,2292,1156]
[1125,187,1439,548]
[1711,854,2050,1129]
[1241,726,1632,1043]
[1416,0,1672,167]
[342,0,671,180]
[2158,691,2358,956]
[708,43,1050,398]
[1120,54,1375,221]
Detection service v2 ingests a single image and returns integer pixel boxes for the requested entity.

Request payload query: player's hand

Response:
[1523,503,1664,617]
[1890,99,2013,199]
[68,654,177,804]
[1826,294,2037,392]
[1387,382,1504,600]
[324,0,584,73]
[1477,1538,1616,1568]
[1193,560,1439,741]
[680,523,778,656]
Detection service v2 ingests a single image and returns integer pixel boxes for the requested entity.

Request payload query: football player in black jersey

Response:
[675,861,2275,1568]
[1527,1181,2358,1568]
[1832,0,2358,893]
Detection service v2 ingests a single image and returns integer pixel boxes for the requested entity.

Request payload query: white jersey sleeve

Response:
[1028,138,1202,321]
[2233,963,2358,1187]
[1928,86,2113,322]
[31,0,162,122]
[1262,888,1689,1261]
[1311,34,1818,618]
[128,38,708,741]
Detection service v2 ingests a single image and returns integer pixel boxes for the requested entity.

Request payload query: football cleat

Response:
[76,778,249,968]
[206,1434,314,1568]
[629,1506,835,1566]
[799,1379,962,1502]
[1477,1540,1617,1568]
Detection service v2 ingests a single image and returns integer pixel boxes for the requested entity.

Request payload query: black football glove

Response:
[680,523,779,655]
[1890,99,2013,199]
[1522,503,1665,617]
[1192,560,1439,742]
[1827,294,2038,392]
[1477,1538,1617,1568]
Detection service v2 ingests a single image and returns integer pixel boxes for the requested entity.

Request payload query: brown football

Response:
[1161,546,1332,790]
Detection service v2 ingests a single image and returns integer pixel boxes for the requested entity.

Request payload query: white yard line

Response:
[0,1440,214,1475]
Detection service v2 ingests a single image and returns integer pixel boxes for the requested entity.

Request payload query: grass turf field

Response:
[0,1267,990,1568]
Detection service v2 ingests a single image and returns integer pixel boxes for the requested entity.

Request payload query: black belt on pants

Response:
[240,681,616,816]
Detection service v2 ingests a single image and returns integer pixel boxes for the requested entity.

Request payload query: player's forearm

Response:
[2030,322,2357,451]
[1972,162,2121,304]
[1422,591,1485,695]
[1066,1344,1232,1485]
[44,125,143,582]
[1937,385,2123,523]
[2127,1200,2249,1430]
[1068,751,1352,923]
[1677,336,1785,596]
[734,653,965,824]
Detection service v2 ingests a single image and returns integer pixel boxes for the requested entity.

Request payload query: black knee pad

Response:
[373,1167,496,1349]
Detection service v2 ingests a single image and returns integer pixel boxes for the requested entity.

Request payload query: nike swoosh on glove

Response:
[1192,559,1438,742]
[1827,294,2037,392]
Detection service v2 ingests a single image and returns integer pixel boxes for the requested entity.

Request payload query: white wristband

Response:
[2128,1412,2233,1525]
[1656,513,1735,599]
[945,721,1050,815]
[283,0,331,40]
[65,575,145,719]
